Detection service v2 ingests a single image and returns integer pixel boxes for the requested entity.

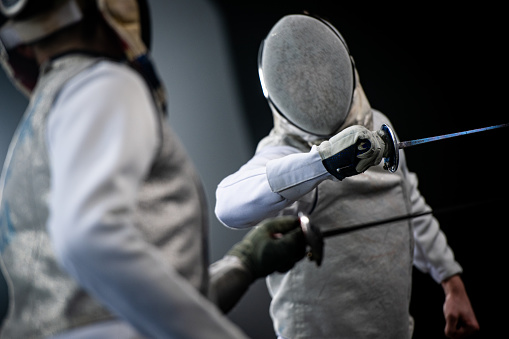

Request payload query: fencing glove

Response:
[318,125,388,180]
[227,216,306,280]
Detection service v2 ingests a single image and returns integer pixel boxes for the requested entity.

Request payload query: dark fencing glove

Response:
[227,216,307,280]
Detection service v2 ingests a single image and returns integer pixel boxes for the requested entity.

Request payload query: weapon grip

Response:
[321,139,370,180]
[380,124,399,173]
[298,213,323,267]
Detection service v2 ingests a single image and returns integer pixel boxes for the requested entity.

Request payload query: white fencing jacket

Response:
[216,104,462,338]
[0,55,247,339]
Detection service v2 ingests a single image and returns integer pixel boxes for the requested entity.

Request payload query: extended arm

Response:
[216,125,387,229]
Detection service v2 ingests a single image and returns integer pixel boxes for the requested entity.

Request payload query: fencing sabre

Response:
[380,122,509,172]
[298,198,503,267]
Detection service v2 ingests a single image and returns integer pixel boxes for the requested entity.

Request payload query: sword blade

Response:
[321,210,432,238]
[397,123,509,149]
[320,198,501,239]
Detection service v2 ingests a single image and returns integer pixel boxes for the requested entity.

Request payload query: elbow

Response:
[215,184,286,229]
[214,201,254,229]
[215,186,252,229]
[215,198,284,229]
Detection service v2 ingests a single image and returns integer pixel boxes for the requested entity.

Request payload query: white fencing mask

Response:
[259,14,355,137]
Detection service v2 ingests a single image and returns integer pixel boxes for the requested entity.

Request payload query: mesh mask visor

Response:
[259,15,355,137]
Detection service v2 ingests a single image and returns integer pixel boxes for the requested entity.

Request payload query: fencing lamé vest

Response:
[265,111,415,339]
[0,55,209,338]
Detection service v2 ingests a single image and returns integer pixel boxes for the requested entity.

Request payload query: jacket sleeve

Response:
[46,63,248,339]
[401,155,463,283]
[215,145,331,229]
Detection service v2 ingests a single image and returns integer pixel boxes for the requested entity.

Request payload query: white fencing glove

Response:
[317,125,388,180]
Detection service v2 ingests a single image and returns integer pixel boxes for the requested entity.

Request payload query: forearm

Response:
[208,256,253,314]
[441,274,480,337]
[208,216,306,314]
[51,217,247,339]
[266,145,332,200]
[215,146,331,228]
[441,274,465,295]
[215,166,289,228]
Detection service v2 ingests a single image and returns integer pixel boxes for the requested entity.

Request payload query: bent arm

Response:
[209,216,305,313]
[46,63,247,339]
[215,145,331,228]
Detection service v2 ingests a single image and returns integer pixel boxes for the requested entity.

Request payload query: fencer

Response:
[215,14,479,339]
[0,1,306,338]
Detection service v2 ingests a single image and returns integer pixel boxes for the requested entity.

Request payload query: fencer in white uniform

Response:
[215,14,479,339]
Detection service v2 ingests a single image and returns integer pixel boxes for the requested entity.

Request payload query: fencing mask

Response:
[0,0,164,113]
[259,14,355,137]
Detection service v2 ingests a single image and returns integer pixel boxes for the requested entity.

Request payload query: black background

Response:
[212,1,507,338]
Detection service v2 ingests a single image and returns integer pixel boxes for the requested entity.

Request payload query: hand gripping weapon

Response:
[299,122,508,266]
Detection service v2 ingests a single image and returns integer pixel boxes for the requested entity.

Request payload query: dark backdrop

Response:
[212,2,507,338]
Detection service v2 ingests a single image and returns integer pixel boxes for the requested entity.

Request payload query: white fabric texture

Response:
[216,14,461,335]
[215,109,461,338]
[45,61,248,339]
[215,145,330,229]
[260,14,354,136]
[216,112,461,282]
[47,320,142,339]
